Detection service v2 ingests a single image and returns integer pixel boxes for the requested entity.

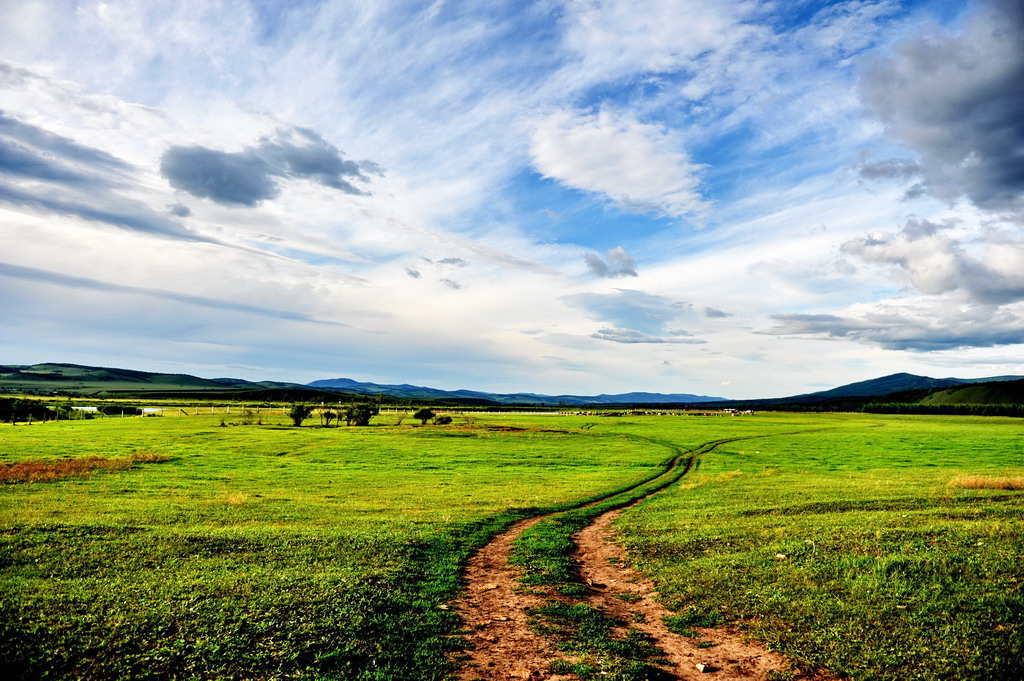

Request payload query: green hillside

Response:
[0,363,228,393]
[919,378,1024,405]
[0,364,368,403]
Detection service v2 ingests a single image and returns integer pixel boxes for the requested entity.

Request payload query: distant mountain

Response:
[678,372,1024,411]
[0,363,726,405]
[799,372,1024,400]
[5,363,1020,408]
[306,377,726,406]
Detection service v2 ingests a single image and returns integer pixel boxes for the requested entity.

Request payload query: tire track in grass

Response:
[448,439,736,679]
[449,439,705,680]
[571,495,836,681]
[451,435,839,681]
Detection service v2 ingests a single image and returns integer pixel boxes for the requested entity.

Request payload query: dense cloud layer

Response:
[767,304,1024,351]
[161,127,377,207]
[0,111,127,189]
[0,112,212,243]
[0,111,131,175]
[769,0,1024,356]
[859,0,1024,212]
[766,210,1024,351]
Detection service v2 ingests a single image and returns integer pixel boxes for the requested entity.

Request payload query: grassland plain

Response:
[0,411,688,680]
[613,414,1024,680]
[0,411,1021,680]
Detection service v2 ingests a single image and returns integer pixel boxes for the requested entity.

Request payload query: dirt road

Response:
[451,440,833,680]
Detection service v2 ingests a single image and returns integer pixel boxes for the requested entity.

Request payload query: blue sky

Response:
[1,0,1022,398]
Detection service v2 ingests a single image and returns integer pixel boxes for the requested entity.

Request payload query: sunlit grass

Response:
[1,412,1022,679]
[0,413,669,680]
[614,414,1024,681]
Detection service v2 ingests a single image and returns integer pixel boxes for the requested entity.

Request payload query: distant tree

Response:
[433,415,453,425]
[288,403,314,427]
[348,403,378,426]
[413,408,435,425]
[337,403,378,426]
[0,397,60,424]
[320,410,337,427]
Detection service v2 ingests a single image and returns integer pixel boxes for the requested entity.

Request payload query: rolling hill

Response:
[3,363,1022,408]
[0,363,228,392]
[917,378,1024,405]
[797,372,1024,400]
[305,377,725,405]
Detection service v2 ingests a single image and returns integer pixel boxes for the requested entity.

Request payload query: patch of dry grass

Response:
[0,448,170,483]
[949,474,1024,490]
[221,491,251,507]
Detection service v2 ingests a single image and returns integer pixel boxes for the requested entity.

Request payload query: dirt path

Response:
[451,438,834,680]
[452,515,572,680]
[571,505,823,680]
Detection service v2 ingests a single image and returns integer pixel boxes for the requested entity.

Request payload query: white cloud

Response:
[562,0,757,81]
[529,109,705,218]
[2,0,1023,400]
[840,217,1024,305]
[591,327,704,344]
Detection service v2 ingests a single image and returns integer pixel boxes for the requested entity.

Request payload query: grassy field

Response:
[0,412,676,680]
[1,410,1022,679]
[615,414,1024,680]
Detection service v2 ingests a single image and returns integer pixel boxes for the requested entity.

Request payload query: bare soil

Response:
[452,514,574,680]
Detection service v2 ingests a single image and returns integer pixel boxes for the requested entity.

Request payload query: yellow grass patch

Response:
[679,469,747,490]
[221,491,251,507]
[949,474,1024,491]
[0,449,170,483]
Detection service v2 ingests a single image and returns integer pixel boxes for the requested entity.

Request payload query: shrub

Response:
[287,403,315,427]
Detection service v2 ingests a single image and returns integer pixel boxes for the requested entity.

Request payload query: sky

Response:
[1,0,1022,399]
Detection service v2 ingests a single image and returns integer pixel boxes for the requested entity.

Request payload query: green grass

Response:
[508,433,815,676]
[1,411,1022,680]
[530,602,669,680]
[0,414,666,680]
[613,414,1024,680]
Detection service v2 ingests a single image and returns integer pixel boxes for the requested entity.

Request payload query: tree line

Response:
[862,402,1024,417]
[0,397,143,423]
[288,404,453,427]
